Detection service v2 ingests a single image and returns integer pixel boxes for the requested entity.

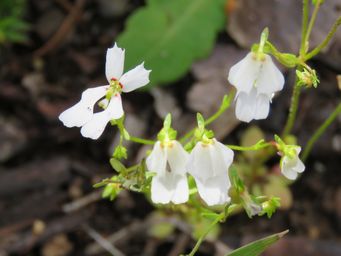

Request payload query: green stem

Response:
[282,79,301,137]
[186,212,225,256]
[304,0,322,52]
[305,16,341,60]
[302,102,341,161]
[227,142,273,152]
[282,0,311,137]
[180,91,235,143]
[129,136,155,145]
[299,0,310,55]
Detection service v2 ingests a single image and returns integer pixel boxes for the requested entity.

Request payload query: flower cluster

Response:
[59,40,305,207]
[146,136,234,206]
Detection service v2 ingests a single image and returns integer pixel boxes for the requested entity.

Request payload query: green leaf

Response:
[226,230,289,256]
[117,0,226,89]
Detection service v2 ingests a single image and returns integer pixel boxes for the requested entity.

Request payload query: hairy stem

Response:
[302,102,341,161]
[305,16,341,60]
[304,0,322,51]
[299,0,310,55]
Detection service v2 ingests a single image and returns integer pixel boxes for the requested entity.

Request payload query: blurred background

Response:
[0,0,341,255]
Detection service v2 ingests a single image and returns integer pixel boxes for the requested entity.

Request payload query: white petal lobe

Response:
[120,63,151,92]
[105,43,125,82]
[256,55,285,94]
[80,95,124,139]
[194,173,231,206]
[59,86,108,127]
[146,142,167,175]
[187,142,212,181]
[235,91,257,123]
[228,53,261,93]
[167,141,189,175]
[254,94,271,120]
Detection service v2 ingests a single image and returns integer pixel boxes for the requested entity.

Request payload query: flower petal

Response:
[194,173,231,206]
[171,175,189,204]
[80,95,124,139]
[105,43,125,82]
[235,90,257,123]
[210,139,234,176]
[187,142,212,181]
[254,94,270,120]
[59,85,108,127]
[293,158,305,173]
[256,54,285,95]
[151,175,173,204]
[151,173,188,204]
[167,141,189,175]
[146,141,167,175]
[119,62,151,92]
[281,156,299,180]
[228,52,262,93]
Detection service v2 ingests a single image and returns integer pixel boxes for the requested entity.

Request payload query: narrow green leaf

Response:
[118,0,226,89]
[226,230,289,256]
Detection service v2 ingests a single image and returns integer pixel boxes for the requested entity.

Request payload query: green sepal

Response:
[157,113,178,141]
[109,158,127,173]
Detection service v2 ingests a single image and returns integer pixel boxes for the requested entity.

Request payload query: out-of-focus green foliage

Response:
[0,0,29,44]
[118,0,226,89]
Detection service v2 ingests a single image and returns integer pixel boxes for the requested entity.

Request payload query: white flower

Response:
[187,139,234,206]
[280,146,305,180]
[228,52,284,122]
[146,141,189,204]
[59,43,151,139]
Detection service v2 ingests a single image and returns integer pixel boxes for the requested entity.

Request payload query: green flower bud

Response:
[296,68,319,88]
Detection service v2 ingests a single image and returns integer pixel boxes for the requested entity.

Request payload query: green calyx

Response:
[157,113,177,143]
[254,27,269,61]
[274,135,299,160]
[194,113,214,144]
[107,79,123,100]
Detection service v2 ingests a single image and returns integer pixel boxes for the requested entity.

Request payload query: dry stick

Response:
[85,217,192,256]
[168,233,191,256]
[62,190,102,213]
[34,0,85,57]
[82,224,125,256]
[55,0,74,12]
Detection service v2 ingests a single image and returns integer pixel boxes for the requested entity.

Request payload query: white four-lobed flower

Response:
[146,140,189,204]
[187,139,234,206]
[59,43,151,139]
[280,146,305,180]
[228,52,284,123]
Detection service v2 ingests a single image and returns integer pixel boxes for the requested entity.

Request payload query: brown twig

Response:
[82,224,125,256]
[62,190,102,213]
[167,233,191,256]
[34,0,85,57]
